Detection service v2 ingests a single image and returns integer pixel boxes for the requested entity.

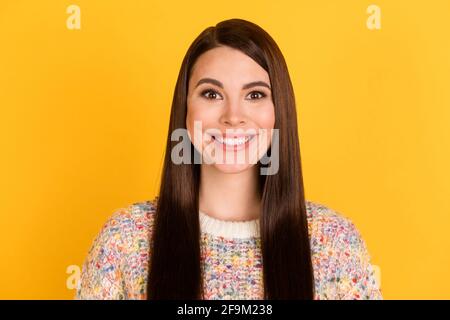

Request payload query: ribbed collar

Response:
[199,210,260,239]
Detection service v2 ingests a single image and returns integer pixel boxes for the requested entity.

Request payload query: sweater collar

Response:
[199,210,260,239]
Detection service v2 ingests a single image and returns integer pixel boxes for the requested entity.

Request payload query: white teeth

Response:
[215,135,252,146]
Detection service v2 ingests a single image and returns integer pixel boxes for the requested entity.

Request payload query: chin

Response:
[211,162,255,174]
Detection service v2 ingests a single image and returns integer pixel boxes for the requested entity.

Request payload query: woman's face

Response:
[186,46,275,174]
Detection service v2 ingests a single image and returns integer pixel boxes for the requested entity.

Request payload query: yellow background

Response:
[0,0,449,299]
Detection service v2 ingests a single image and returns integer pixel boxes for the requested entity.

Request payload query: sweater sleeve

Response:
[331,216,383,300]
[75,208,129,300]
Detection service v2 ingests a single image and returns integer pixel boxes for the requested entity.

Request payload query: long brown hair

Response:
[147,18,314,299]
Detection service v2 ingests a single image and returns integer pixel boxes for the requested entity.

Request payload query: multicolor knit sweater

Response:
[75,199,382,300]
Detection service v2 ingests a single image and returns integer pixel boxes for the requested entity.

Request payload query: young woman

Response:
[76,18,382,300]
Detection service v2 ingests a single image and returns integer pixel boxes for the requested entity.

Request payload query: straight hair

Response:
[147,18,314,299]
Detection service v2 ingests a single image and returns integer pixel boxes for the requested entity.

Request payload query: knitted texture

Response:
[75,199,382,300]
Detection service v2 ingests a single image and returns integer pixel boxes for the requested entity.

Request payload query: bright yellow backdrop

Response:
[1,0,449,299]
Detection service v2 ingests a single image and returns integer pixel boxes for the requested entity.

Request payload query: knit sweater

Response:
[75,199,382,300]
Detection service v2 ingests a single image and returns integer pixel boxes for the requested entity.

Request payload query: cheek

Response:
[187,97,220,126]
[186,110,203,150]
[186,97,202,133]
[253,102,275,129]
[185,108,195,134]
[186,99,217,142]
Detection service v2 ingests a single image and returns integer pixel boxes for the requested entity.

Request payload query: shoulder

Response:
[305,200,382,299]
[305,199,367,261]
[105,198,158,240]
[107,198,158,259]
[305,200,360,245]
[75,198,158,299]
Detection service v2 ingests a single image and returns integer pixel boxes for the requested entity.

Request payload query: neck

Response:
[199,164,261,221]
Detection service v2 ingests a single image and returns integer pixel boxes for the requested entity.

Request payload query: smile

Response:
[212,135,255,146]
[210,133,257,152]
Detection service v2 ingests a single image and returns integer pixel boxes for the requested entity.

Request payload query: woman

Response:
[76,18,382,300]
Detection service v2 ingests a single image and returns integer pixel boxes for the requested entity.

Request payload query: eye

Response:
[246,91,267,100]
[200,88,222,100]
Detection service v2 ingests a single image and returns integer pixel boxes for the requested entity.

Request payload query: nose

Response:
[219,100,247,127]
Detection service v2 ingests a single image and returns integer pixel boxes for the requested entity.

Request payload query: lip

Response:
[211,133,256,139]
[211,134,257,152]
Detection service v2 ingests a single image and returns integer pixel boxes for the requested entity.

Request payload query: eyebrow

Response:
[195,77,271,90]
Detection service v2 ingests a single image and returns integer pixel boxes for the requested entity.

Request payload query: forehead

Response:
[189,46,270,87]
